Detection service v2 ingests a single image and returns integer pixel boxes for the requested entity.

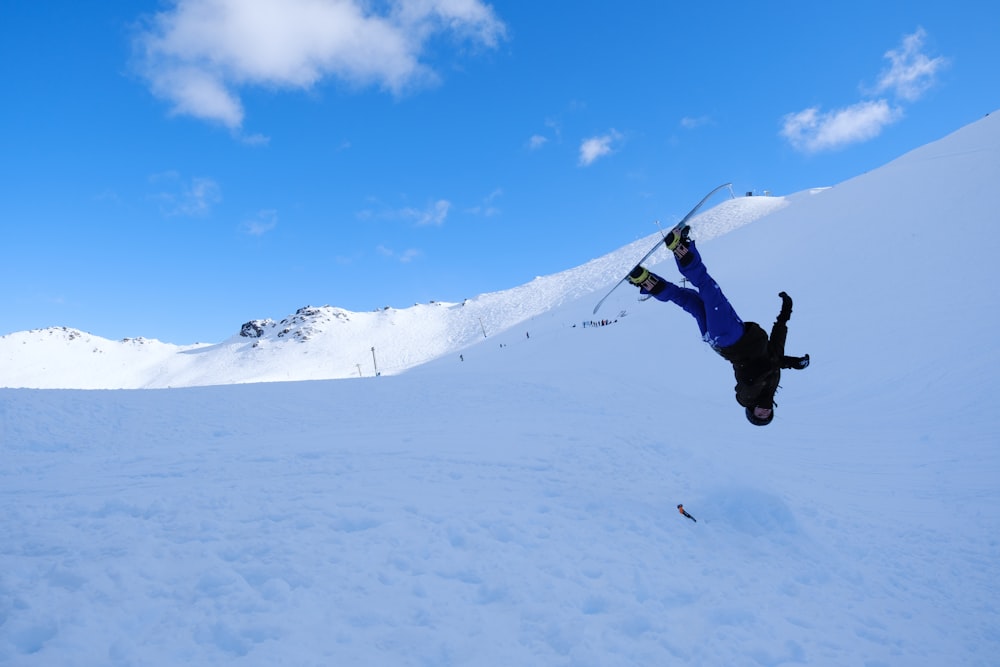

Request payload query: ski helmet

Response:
[745,405,774,426]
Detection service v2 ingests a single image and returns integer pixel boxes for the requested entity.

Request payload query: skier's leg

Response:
[628,266,708,338]
[649,282,709,339]
[675,241,745,349]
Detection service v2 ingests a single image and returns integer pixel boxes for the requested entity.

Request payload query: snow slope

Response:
[1,111,998,666]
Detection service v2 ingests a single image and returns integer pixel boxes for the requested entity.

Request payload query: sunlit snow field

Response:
[2,112,999,666]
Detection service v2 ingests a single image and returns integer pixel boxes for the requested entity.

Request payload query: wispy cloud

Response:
[239,132,271,147]
[150,172,222,216]
[406,199,451,226]
[872,27,949,102]
[359,198,452,226]
[680,115,712,130]
[134,0,507,129]
[780,27,946,154]
[578,130,622,166]
[781,101,903,153]
[242,209,278,236]
[465,188,502,216]
[527,135,548,150]
[526,117,563,151]
[93,189,124,206]
[376,245,422,263]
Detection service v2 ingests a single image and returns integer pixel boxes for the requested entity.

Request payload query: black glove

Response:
[778,292,793,322]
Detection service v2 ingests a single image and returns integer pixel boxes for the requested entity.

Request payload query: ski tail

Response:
[671,182,735,233]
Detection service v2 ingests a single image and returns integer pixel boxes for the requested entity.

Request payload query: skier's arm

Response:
[772,294,808,370]
[777,291,793,323]
[769,292,793,359]
[781,354,810,370]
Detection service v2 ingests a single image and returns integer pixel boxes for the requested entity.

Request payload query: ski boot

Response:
[627,265,665,294]
[664,224,693,266]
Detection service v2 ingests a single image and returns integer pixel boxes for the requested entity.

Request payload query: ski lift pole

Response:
[371,346,379,376]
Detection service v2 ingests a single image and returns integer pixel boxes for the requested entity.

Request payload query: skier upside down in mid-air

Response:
[627,227,810,426]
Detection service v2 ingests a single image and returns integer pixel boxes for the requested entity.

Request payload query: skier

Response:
[627,227,809,426]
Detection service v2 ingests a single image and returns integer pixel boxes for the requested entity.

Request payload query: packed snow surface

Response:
[1,111,999,665]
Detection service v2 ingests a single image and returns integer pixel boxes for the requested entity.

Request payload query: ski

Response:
[592,182,733,315]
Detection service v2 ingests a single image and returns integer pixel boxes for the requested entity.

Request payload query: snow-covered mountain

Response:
[2,111,999,666]
[6,107,992,392]
[0,196,789,389]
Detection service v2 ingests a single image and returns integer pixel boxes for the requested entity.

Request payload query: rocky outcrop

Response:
[240,320,273,338]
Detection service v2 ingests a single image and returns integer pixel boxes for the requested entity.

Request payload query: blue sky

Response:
[2,1,996,344]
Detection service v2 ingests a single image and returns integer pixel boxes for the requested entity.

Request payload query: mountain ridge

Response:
[1,195,786,388]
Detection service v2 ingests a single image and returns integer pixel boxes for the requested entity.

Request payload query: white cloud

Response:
[242,209,278,236]
[147,65,245,128]
[780,101,903,154]
[780,27,946,154]
[407,199,451,226]
[527,134,548,150]
[873,27,948,102]
[183,178,223,215]
[578,130,622,167]
[135,0,507,128]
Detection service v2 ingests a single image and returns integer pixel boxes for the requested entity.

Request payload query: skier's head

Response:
[745,405,774,426]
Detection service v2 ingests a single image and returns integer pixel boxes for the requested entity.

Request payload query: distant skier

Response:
[628,227,809,426]
[677,504,697,522]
